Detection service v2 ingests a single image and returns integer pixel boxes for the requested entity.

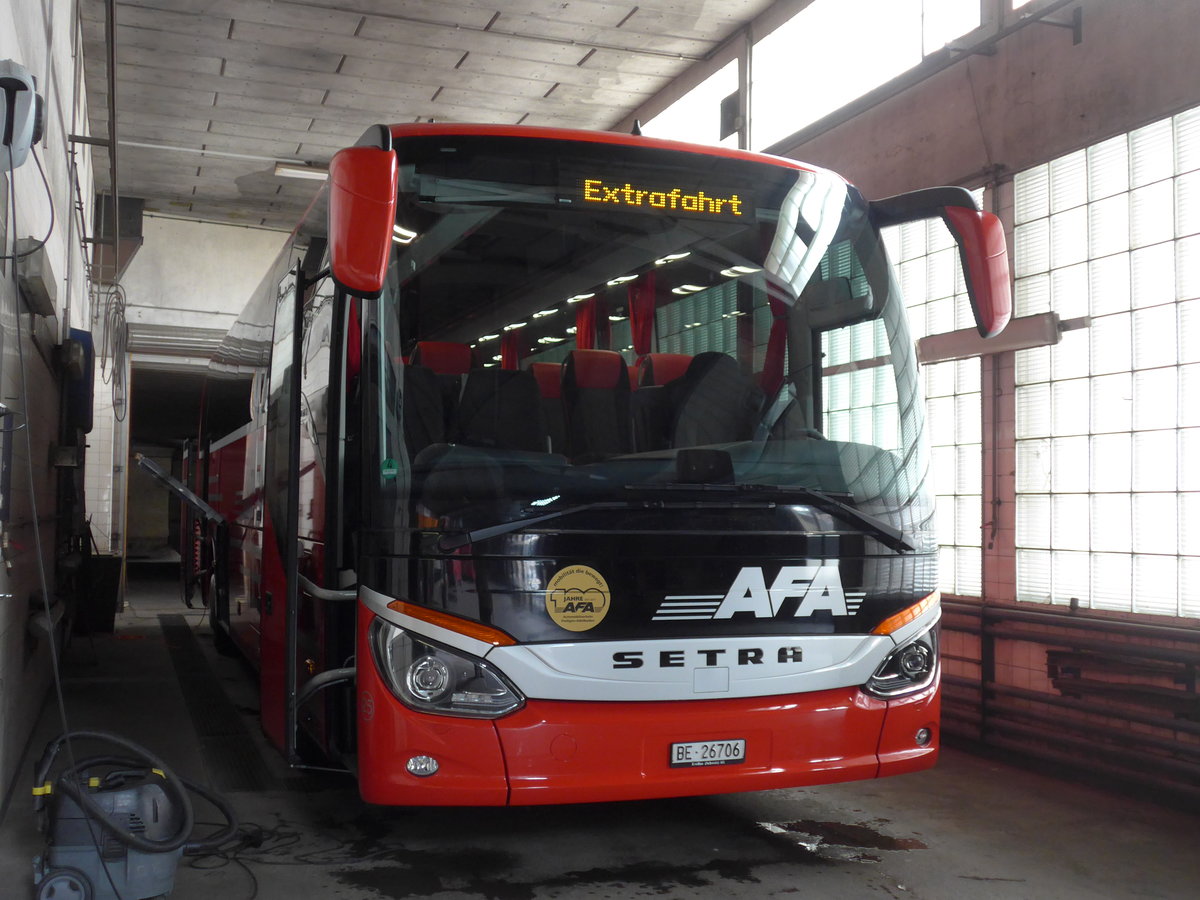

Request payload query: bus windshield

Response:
[359,135,933,580]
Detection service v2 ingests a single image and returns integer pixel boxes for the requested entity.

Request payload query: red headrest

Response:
[637,353,693,386]
[627,366,639,391]
[412,341,472,375]
[529,362,563,399]
[567,349,628,390]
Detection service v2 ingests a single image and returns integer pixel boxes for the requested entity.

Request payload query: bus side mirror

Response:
[943,206,1011,338]
[870,187,1012,339]
[328,146,398,298]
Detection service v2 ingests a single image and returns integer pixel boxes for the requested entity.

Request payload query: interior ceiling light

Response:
[608,315,626,322]
[566,326,577,334]
[503,322,526,331]
[533,309,557,318]
[537,336,565,344]
[721,265,761,277]
[655,252,691,265]
[567,293,595,303]
[393,224,419,244]
[274,161,328,181]
[492,354,503,361]
[478,333,500,342]
[672,284,705,295]
[606,274,637,286]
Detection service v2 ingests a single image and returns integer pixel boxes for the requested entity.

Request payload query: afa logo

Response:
[652,563,866,621]
[546,565,611,632]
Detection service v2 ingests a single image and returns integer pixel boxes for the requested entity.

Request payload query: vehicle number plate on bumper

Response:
[669,739,746,768]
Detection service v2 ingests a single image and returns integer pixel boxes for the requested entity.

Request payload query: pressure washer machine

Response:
[32,731,237,900]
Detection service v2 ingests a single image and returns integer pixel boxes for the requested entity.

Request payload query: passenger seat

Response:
[561,349,632,460]
[529,362,566,454]
[453,368,548,452]
[631,353,692,451]
[669,352,764,448]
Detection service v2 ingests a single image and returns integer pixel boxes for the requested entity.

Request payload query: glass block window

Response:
[656,280,740,357]
[1012,106,1200,618]
[882,213,983,596]
[822,317,902,453]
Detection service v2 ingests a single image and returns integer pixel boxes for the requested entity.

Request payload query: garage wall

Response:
[774,0,1200,202]
[0,0,96,815]
[766,0,1200,799]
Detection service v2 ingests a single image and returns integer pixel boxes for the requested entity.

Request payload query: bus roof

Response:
[385,122,824,178]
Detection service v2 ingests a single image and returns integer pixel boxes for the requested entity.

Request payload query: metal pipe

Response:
[294,667,356,711]
[986,681,1200,739]
[298,574,355,603]
[944,598,1200,644]
[284,267,305,765]
[984,702,1200,763]
[983,624,1199,665]
[982,733,1200,807]
[985,717,1200,782]
[103,0,119,281]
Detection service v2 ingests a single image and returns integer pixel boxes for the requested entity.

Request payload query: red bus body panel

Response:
[355,604,938,806]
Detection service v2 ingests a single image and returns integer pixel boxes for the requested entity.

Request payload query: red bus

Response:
[188,123,1010,806]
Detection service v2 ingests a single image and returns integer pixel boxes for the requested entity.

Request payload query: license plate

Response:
[669,739,746,768]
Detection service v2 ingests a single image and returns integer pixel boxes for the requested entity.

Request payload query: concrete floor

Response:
[1,563,1197,900]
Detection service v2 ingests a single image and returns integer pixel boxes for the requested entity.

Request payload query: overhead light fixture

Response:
[721,265,761,277]
[274,161,328,181]
[503,322,526,331]
[537,336,565,344]
[533,309,557,318]
[655,252,691,265]
[393,224,418,244]
[567,293,595,303]
[607,274,637,286]
[478,333,500,342]
[608,315,626,322]
[672,284,706,295]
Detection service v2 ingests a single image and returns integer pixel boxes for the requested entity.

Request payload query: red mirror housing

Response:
[942,206,1012,339]
[328,146,398,298]
[871,187,1012,340]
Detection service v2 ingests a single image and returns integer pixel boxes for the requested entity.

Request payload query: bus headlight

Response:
[862,624,938,698]
[369,617,524,718]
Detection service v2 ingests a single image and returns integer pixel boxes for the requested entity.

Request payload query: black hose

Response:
[34,731,237,855]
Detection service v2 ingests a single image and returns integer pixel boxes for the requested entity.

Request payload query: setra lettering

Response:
[611,647,803,669]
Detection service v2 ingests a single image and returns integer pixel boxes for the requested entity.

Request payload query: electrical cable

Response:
[97,281,128,421]
[0,144,55,260]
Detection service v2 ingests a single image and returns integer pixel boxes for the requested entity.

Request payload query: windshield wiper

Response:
[623,483,916,553]
[746,484,915,552]
[436,485,913,552]
[436,501,628,550]
[434,491,780,551]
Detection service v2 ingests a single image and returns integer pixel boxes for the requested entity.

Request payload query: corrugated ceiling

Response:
[81,0,774,231]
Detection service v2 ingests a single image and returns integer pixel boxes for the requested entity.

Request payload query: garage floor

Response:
[2,564,1197,900]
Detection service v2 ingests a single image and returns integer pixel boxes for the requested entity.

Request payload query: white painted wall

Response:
[122,215,287,343]
[0,0,96,812]
[82,217,284,556]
